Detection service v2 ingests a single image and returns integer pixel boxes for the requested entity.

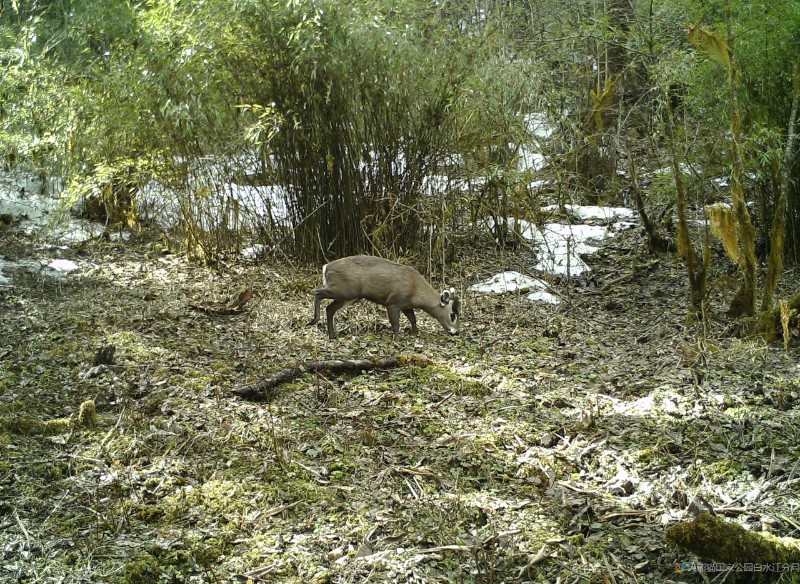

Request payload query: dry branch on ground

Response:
[231,355,430,400]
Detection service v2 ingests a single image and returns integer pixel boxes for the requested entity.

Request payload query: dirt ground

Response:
[1,225,799,583]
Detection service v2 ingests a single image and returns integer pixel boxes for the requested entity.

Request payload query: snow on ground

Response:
[136,180,181,230]
[469,271,560,305]
[518,146,546,173]
[472,205,638,304]
[242,244,270,260]
[223,183,290,226]
[138,180,290,231]
[524,112,556,140]
[0,256,87,285]
[531,222,612,277]
[541,204,635,222]
[0,169,104,284]
[527,287,561,304]
[47,259,79,272]
[528,179,551,190]
[470,271,543,294]
[2,119,600,290]
[0,169,105,243]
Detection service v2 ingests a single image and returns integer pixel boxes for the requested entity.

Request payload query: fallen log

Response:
[231,355,429,401]
[666,514,800,582]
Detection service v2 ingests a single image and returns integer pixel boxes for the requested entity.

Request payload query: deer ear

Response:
[440,289,451,306]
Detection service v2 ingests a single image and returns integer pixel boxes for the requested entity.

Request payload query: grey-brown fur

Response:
[308,255,461,341]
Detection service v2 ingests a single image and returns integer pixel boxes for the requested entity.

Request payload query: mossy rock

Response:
[77,400,97,428]
[122,553,160,584]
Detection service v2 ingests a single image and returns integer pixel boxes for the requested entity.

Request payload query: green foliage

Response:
[647,0,800,234]
[227,0,534,261]
[5,0,799,268]
[3,0,538,261]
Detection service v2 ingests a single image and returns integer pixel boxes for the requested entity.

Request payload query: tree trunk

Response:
[665,103,707,314]
[627,141,676,253]
[761,57,800,313]
[576,0,635,202]
[725,19,758,318]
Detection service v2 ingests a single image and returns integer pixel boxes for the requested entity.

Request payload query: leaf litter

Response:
[0,223,799,583]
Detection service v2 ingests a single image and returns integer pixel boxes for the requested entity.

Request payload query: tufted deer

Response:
[308,255,461,341]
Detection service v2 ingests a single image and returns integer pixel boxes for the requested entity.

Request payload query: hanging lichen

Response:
[587,76,616,133]
[687,24,730,71]
[706,203,740,264]
[761,56,800,313]
[687,18,757,318]
[780,301,797,350]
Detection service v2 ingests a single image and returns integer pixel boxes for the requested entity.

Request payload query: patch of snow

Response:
[242,244,269,260]
[527,289,560,305]
[108,231,132,242]
[569,204,635,222]
[470,271,544,294]
[0,174,59,224]
[48,259,79,272]
[4,158,297,242]
[518,146,545,172]
[228,183,290,225]
[422,175,448,193]
[531,223,610,277]
[0,256,84,282]
[139,179,291,231]
[612,394,654,415]
[613,221,638,232]
[48,223,106,243]
[541,204,636,222]
[479,206,636,278]
[479,217,537,240]
[523,113,555,140]
[1,169,105,243]
[138,180,181,229]
[9,259,45,273]
[528,179,550,190]
[470,271,559,306]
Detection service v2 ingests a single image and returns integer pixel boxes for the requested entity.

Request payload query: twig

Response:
[414,544,476,554]
[262,501,301,520]
[14,512,31,546]
[518,545,550,579]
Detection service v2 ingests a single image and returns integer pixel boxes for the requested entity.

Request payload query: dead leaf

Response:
[190,288,253,314]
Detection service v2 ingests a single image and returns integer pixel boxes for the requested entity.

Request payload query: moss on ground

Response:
[1,233,799,582]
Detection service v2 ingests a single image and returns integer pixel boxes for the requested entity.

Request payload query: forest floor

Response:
[1,222,799,583]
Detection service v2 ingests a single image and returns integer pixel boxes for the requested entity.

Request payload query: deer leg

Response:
[325,299,351,339]
[387,306,402,342]
[325,299,346,339]
[307,291,325,325]
[402,309,418,334]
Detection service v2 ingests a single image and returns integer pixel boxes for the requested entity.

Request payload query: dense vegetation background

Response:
[4,0,800,320]
[2,0,800,582]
